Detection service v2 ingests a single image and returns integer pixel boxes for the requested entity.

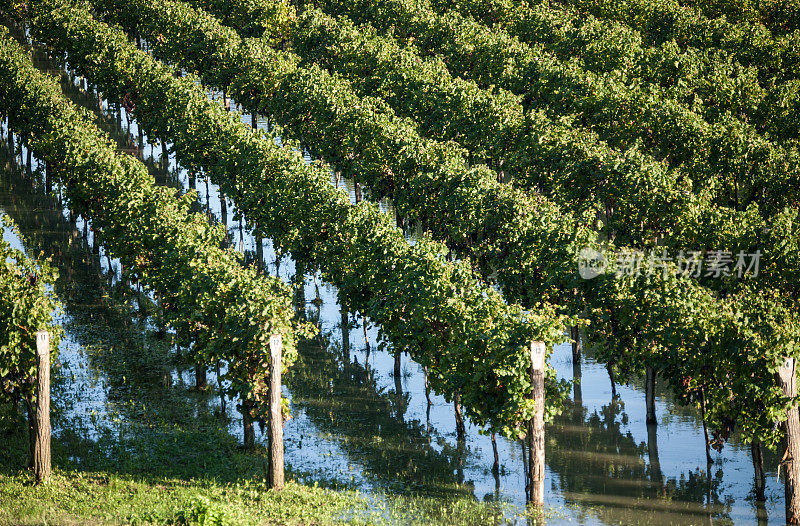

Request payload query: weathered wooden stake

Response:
[268,334,284,490]
[35,330,51,484]
[646,365,657,425]
[526,341,546,506]
[779,356,800,524]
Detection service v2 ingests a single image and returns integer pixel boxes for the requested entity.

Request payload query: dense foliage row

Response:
[552,0,800,85]
[289,9,523,177]
[19,0,573,437]
[0,29,307,424]
[428,0,800,141]
[191,0,797,287]
[93,0,611,311]
[663,0,799,35]
[0,213,61,410]
[299,0,800,214]
[94,0,747,322]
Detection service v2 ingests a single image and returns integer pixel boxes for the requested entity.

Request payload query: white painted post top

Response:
[269,334,282,357]
[780,356,795,377]
[530,341,546,372]
[36,330,50,357]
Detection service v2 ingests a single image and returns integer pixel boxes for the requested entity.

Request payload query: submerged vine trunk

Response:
[242,400,255,450]
[699,387,713,465]
[454,392,465,440]
[196,365,207,390]
[647,422,663,486]
[646,365,656,425]
[751,440,766,502]
[25,397,36,469]
[341,306,349,363]
[570,325,581,363]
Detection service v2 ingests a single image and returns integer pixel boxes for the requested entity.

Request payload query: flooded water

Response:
[0,48,788,525]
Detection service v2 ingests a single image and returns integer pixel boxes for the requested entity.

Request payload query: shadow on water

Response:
[286,325,472,497]
[549,395,733,524]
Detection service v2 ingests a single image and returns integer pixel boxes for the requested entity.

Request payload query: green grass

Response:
[0,469,365,525]
[0,467,544,526]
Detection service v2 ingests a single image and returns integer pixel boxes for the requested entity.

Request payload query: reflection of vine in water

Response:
[286,316,474,498]
[0,129,277,486]
[549,395,733,523]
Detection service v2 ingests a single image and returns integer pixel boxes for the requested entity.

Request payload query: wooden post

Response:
[646,365,657,425]
[778,356,800,524]
[268,334,284,490]
[527,341,546,506]
[35,330,51,484]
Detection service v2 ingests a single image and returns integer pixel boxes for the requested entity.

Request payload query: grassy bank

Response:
[0,467,538,525]
[0,469,364,525]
